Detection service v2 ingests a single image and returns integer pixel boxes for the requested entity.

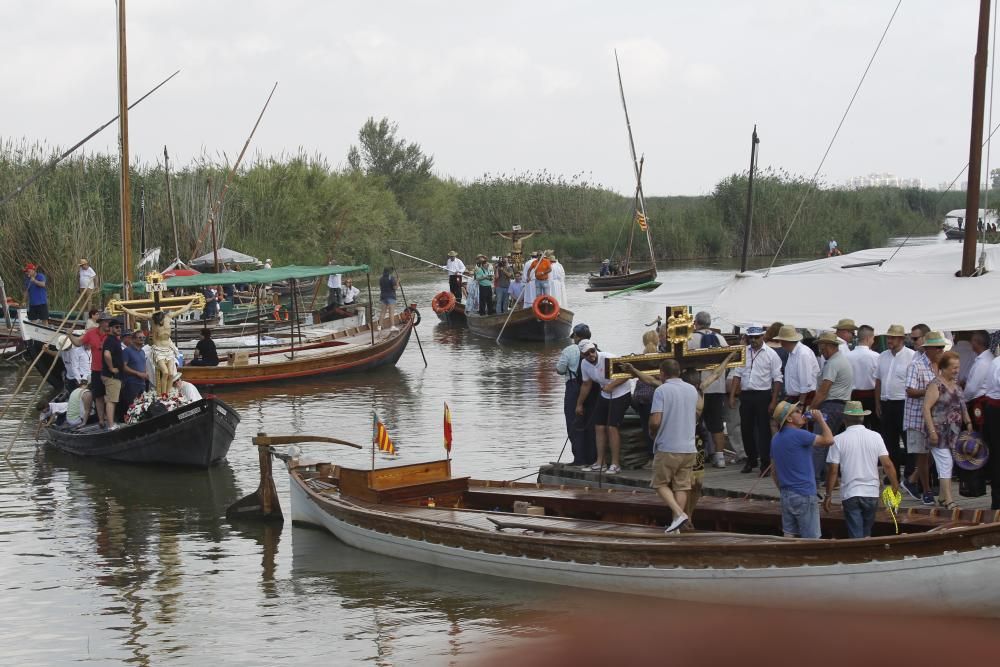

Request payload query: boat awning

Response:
[190,248,259,266]
[165,264,369,289]
[628,243,1000,331]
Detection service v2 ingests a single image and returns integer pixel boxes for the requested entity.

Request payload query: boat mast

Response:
[164,146,182,264]
[615,51,654,272]
[962,0,991,276]
[116,0,133,300]
[739,125,761,273]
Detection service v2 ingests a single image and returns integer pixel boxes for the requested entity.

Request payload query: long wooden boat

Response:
[180,313,413,386]
[466,306,573,342]
[45,397,239,467]
[229,439,1000,615]
[586,266,657,292]
[434,301,467,327]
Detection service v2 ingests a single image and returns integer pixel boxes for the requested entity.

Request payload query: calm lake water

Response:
[0,240,947,665]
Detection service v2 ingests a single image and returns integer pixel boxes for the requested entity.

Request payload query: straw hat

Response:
[883,324,906,337]
[772,401,798,425]
[447,251,458,257]
[953,432,989,470]
[843,400,871,417]
[170,371,183,384]
[476,254,487,261]
[815,331,841,347]
[78,258,89,266]
[772,325,802,342]
[923,331,948,347]
[832,318,858,331]
[544,249,555,258]
[52,334,72,351]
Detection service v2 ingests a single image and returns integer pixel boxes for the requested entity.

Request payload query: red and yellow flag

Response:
[635,211,648,231]
[373,411,397,455]
[443,401,453,453]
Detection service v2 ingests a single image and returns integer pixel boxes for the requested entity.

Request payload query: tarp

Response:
[190,248,259,266]
[628,243,1000,332]
[165,264,369,289]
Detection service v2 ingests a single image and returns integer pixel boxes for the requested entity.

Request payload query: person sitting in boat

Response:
[599,259,611,276]
[445,251,466,304]
[64,378,93,429]
[824,401,900,538]
[474,255,495,316]
[827,239,841,257]
[771,401,835,539]
[508,273,524,309]
[170,372,202,404]
[118,299,200,396]
[190,328,219,367]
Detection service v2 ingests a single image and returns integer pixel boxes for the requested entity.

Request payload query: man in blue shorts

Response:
[770,401,835,538]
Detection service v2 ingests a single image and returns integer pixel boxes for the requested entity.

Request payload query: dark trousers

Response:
[478,285,494,315]
[739,390,772,468]
[852,390,880,432]
[984,404,1000,509]
[449,275,463,303]
[635,400,655,454]
[879,400,908,475]
[564,379,596,465]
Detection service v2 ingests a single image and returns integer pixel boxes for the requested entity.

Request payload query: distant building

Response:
[846,172,922,189]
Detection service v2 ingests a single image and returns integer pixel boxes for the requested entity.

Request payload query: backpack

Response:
[698,329,721,349]
[534,257,552,280]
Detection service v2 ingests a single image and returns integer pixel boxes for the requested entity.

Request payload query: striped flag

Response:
[635,211,648,231]
[372,411,397,455]
[443,401,453,454]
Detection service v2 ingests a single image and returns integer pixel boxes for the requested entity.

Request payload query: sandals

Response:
[937,498,960,510]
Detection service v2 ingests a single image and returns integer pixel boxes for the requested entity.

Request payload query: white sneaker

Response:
[588,463,605,472]
[606,464,621,474]
[713,453,726,468]
[665,513,689,533]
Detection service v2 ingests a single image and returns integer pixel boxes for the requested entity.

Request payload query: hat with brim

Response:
[170,371,183,384]
[772,325,802,342]
[745,324,765,336]
[843,400,871,417]
[815,331,841,346]
[108,318,123,327]
[53,334,72,351]
[579,340,596,353]
[771,400,798,425]
[476,254,487,260]
[448,251,458,257]
[883,324,906,337]
[122,329,134,338]
[923,330,948,347]
[832,318,857,331]
[78,259,89,266]
[953,431,989,470]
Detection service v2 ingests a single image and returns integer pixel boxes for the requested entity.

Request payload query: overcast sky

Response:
[1,1,990,195]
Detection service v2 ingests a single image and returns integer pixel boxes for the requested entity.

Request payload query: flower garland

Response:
[124,390,188,425]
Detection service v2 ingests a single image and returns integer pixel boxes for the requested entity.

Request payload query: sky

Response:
[1,0,990,196]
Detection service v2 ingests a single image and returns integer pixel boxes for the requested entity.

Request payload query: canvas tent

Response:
[628,243,1000,332]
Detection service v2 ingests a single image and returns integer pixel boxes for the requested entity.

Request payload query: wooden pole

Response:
[388,251,427,367]
[117,0,133,302]
[740,125,760,273]
[289,279,297,360]
[963,0,992,276]
[366,272,375,345]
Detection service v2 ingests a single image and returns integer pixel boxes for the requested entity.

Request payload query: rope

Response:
[766,0,902,274]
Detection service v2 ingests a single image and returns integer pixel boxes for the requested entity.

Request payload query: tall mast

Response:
[116,0,133,297]
[963,0,991,276]
[615,51,655,271]
[740,125,760,273]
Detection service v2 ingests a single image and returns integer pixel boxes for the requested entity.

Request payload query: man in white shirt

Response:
[575,341,632,475]
[824,401,899,538]
[952,332,977,384]
[445,251,466,304]
[847,324,880,430]
[873,324,916,478]
[982,356,1000,509]
[326,260,343,307]
[78,259,97,295]
[264,258,273,269]
[171,372,202,403]
[60,338,91,393]
[963,330,994,428]
[728,324,783,475]
[341,278,361,306]
[688,311,729,468]
[773,324,818,404]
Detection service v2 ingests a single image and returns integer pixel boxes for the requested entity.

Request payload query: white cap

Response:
[578,339,596,353]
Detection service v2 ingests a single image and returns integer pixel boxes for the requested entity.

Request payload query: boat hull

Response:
[465,307,573,341]
[289,478,1000,614]
[435,302,468,327]
[45,397,240,467]
[586,267,658,291]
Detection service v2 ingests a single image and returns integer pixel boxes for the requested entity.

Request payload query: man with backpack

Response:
[689,311,729,468]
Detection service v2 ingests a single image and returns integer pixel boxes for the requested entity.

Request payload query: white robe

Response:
[521,261,537,308]
[550,261,568,308]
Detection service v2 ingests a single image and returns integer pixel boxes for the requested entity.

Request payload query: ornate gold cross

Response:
[106,271,206,315]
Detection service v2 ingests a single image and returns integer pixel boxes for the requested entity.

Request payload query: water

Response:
[0,242,946,665]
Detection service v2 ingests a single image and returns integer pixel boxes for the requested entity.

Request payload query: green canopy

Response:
[164,264,369,289]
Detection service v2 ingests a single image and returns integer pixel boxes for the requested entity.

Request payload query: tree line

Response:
[0,121,963,306]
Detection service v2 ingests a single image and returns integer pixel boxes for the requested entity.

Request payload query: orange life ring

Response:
[532,295,560,321]
[431,291,457,314]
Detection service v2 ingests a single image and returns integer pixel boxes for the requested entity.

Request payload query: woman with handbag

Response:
[923,351,973,509]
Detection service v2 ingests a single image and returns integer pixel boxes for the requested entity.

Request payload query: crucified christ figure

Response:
[119,300,199,396]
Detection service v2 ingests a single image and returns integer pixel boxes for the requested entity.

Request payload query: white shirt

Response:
[875,346,916,401]
[782,341,819,397]
[581,351,632,399]
[342,285,360,304]
[549,261,568,307]
[733,344,783,391]
[986,357,1000,400]
[327,273,342,289]
[966,349,997,401]
[846,345,879,391]
[688,330,728,394]
[446,258,466,276]
[953,340,977,384]
[827,424,889,499]
[78,266,97,289]
[61,345,91,382]
[176,381,202,403]
[264,261,272,269]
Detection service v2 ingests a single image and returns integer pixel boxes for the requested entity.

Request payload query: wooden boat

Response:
[180,312,414,386]
[45,397,239,467]
[586,266,658,292]
[433,300,467,326]
[466,305,573,342]
[230,438,1000,614]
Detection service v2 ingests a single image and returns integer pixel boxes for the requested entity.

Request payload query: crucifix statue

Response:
[494,226,541,272]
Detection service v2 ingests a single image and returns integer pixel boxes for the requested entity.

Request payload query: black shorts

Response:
[702,393,725,433]
[595,393,631,428]
[27,303,49,321]
[90,371,106,398]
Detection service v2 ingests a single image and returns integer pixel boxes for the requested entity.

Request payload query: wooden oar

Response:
[486,516,799,541]
[602,280,659,299]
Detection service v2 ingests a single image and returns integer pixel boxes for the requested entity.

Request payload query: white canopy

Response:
[190,248,259,266]
[629,243,1000,332]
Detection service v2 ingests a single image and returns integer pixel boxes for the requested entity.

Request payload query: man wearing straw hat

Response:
[809,331,854,481]
[773,324,818,407]
[824,401,899,538]
[874,324,916,479]
[902,329,947,506]
[771,401,835,538]
[445,251,466,304]
[77,258,97,296]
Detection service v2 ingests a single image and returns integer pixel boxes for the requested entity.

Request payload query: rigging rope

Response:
[766,0,902,275]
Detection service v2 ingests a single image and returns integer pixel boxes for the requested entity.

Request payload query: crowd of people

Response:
[445,250,567,316]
